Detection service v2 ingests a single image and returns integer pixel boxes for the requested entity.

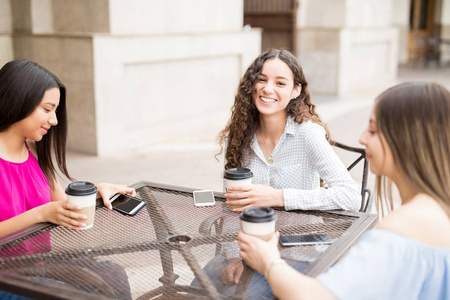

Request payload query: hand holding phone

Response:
[279,234,332,246]
[110,194,147,216]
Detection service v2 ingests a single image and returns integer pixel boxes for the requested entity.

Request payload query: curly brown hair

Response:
[218,49,331,170]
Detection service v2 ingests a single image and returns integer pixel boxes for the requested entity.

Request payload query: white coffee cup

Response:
[65,181,98,230]
[240,207,277,241]
[223,168,254,210]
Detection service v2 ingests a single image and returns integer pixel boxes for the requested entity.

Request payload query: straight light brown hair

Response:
[374,82,450,217]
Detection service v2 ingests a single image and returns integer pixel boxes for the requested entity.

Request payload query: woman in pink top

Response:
[0,59,136,238]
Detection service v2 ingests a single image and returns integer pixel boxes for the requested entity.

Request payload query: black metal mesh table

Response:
[0,181,376,299]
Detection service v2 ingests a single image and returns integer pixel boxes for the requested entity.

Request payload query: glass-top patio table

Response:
[0,181,377,299]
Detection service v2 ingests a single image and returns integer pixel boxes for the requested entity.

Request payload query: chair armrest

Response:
[360,189,372,213]
[199,213,226,235]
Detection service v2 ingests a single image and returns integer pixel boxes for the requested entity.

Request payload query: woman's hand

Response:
[220,258,244,285]
[39,201,90,230]
[238,231,281,274]
[96,183,137,210]
[224,184,283,212]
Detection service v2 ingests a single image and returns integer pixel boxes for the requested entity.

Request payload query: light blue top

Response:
[317,228,450,300]
[248,117,360,211]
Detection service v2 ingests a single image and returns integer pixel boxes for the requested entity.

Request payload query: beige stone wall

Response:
[92,30,260,155]
[392,0,410,64]
[441,0,450,38]
[52,0,109,33]
[0,0,13,67]
[108,0,242,34]
[10,0,32,33]
[13,34,97,154]
[6,0,260,156]
[440,0,450,62]
[297,0,398,96]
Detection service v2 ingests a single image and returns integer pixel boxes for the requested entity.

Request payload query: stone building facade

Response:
[1,0,449,155]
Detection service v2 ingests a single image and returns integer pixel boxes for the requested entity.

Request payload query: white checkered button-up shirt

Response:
[221,118,361,260]
[248,117,360,211]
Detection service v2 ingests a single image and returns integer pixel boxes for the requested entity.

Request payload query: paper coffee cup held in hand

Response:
[240,207,277,241]
[65,181,98,230]
[223,168,253,210]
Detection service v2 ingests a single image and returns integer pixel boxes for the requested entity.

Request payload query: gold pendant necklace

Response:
[259,131,274,164]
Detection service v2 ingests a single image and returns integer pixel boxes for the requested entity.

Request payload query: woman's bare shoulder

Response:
[377,194,450,247]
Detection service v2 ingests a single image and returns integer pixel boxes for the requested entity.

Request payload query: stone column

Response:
[11,0,261,156]
[442,0,450,38]
[296,0,398,96]
[439,0,450,62]
[0,0,13,66]
[392,0,410,64]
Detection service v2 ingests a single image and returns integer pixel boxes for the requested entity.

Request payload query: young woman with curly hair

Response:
[218,49,360,213]
[200,50,361,293]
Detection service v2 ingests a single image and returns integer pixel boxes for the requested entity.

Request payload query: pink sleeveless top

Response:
[0,143,51,222]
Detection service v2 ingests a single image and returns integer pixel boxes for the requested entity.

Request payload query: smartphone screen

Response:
[279,234,332,246]
[110,194,147,216]
[193,190,215,206]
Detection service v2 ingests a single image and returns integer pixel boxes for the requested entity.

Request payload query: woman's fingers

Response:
[61,219,86,230]
[125,187,137,196]
[67,210,87,221]
[226,185,253,193]
[63,202,87,219]
[97,184,137,209]
[57,201,88,229]
[224,192,247,199]
[238,231,255,249]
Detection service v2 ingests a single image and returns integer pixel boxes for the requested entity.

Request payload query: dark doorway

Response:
[244,0,298,53]
[408,0,439,62]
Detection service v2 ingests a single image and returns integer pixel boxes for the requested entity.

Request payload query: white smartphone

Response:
[279,234,332,246]
[110,194,147,216]
[193,190,215,207]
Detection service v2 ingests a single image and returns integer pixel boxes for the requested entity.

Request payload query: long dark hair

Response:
[0,59,72,187]
[374,82,450,217]
[217,49,330,169]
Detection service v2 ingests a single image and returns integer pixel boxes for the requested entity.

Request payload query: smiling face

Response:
[359,108,396,178]
[253,58,301,119]
[15,87,60,142]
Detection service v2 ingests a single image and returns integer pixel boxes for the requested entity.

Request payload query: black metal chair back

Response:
[332,141,372,212]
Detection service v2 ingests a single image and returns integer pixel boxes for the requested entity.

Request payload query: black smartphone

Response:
[110,194,147,216]
[279,234,332,246]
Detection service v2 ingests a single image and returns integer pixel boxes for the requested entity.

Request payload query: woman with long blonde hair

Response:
[238,81,450,299]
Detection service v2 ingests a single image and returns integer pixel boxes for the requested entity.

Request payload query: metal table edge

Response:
[304,213,377,277]
[0,270,114,300]
[132,181,225,198]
